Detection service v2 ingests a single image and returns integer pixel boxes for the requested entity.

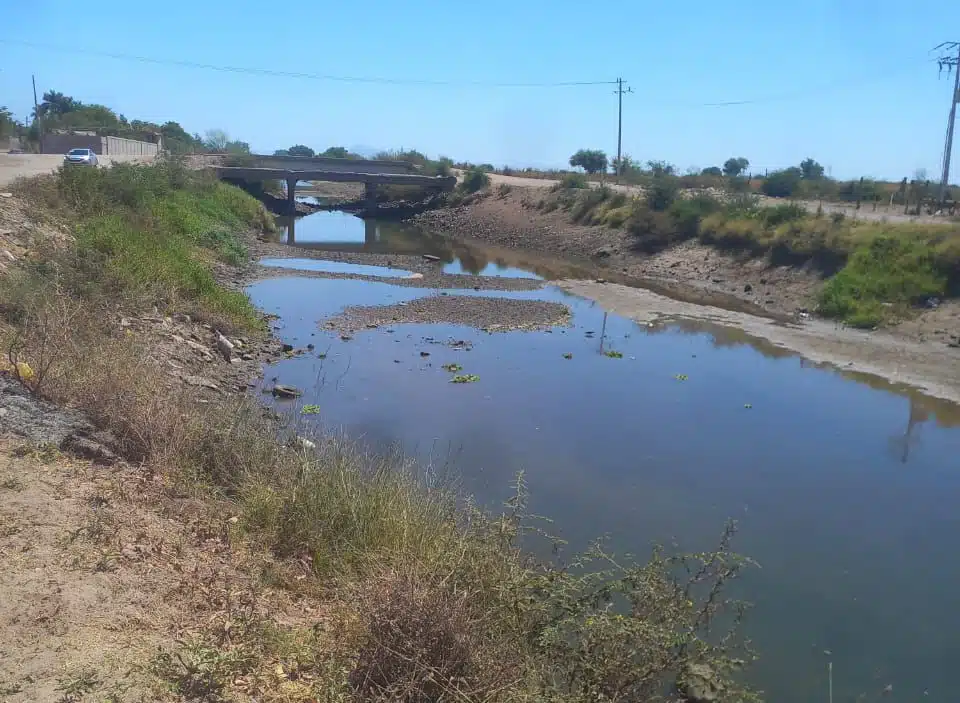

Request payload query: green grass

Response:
[538,182,960,327]
[818,235,948,327]
[17,160,272,330]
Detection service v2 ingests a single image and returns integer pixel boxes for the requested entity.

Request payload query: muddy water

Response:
[250,211,960,703]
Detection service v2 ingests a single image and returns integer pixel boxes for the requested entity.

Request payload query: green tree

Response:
[273,149,290,156]
[159,121,202,153]
[611,154,637,175]
[54,104,123,135]
[321,146,350,158]
[37,90,80,118]
[0,107,16,139]
[701,166,723,177]
[722,157,750,177]
[288,144,315,157]
[569,149,608,174]
[225,140,251,154]
[646,160,675,177]
[760,167,803,198]
[800,157,825,180]
[203,129,230,152]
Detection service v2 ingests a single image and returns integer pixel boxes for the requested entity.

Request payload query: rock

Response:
[181,375,220,391]
[422,254,441,262]
[677,663,723,702]
[61,435,117,465]
[172,312,192,323]
[0,193,12,199]
[743,283,753,293]
[120,317,132,328]
[215,331,235,361]
[759,277,767,284]
[592,246,614,258]
[281,343,294,353]
[595,278,607,284]
[306,343,315,351]
[294,436,316,450]
[419,351,430,357]
[272,384,302,398]
[1,250,14,262]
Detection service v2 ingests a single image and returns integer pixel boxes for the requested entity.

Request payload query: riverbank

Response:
[409,186,960,403]
[0,163,756,701]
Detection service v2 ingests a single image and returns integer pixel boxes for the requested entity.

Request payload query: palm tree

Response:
[37,91,79,118]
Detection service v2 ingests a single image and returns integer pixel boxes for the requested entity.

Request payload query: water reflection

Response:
[249,274,960,703]
[272,209,591,280]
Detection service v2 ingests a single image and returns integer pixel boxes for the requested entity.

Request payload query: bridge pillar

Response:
[286,177,298,215]
[364,182,378,214]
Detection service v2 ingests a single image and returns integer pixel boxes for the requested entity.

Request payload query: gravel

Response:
[323,294,570,334]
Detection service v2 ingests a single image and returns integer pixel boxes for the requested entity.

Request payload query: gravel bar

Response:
[324,294,570,334]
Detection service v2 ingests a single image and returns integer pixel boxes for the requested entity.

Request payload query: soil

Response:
[407,187,960,400]
[0,434,304,702]
[323,295,570,335]
[0,194,310,700]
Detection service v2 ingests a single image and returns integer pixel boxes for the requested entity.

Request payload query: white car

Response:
[63,148,99,167]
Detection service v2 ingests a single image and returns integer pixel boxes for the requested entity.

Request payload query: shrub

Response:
[668,194,722,238]
[626,205,679,252]
[556,172,589,190]
[571,186,610,223]
[497,183,512,198]
[760,168,802,198]
[459,168,490,194]
[645,175,680,212]
[818,235,948,327]
[759,202,807,227]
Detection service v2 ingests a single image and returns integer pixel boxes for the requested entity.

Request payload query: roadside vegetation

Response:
[0,161,759,701]
[536,179,960,328]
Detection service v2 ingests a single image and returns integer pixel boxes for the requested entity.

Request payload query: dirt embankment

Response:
[410,188,960,352]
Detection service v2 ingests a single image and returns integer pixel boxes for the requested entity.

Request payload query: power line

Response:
[934,42,960,202]
[0,38,617,88]
[651,56,935,110]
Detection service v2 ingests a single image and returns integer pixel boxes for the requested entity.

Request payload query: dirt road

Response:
[476,171,947,225]
[0,153,155,187]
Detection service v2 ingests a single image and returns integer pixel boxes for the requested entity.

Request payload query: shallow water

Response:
[259,257,415,278]
[250,211,960,703]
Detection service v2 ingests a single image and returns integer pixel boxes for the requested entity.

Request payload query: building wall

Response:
[41,133,100,154]
[102,135,159,157]
[41,133,159,157]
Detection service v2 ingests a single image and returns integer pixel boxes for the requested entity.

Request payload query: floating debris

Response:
[420,351,431,357]
[674,374,689,381]
[604,350,623,359]
[562,353,573,360]
[271,384,302,398]
[450,374,480,384]
[744,403,753,409]
[441,363,463,372]
[301,405,321,415]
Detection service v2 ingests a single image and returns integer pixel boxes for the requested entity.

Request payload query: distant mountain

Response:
[348,144,381,159]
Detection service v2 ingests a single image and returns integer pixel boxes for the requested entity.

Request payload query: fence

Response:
[41,133,159,157]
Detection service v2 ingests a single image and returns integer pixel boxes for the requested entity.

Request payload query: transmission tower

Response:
[935,42,960,203]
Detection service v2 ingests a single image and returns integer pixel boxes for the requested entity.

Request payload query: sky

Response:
[1,0,959,180]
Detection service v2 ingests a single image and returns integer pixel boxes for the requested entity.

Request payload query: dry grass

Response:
[0,162,762,702]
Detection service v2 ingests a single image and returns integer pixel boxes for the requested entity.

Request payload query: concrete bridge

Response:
[212,155,456,213]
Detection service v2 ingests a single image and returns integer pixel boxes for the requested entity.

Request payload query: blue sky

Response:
[1,0,958,179]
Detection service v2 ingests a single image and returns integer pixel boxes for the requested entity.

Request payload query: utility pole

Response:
[935,43,960,203]
[614,77,632,177]
[31,74,43,152]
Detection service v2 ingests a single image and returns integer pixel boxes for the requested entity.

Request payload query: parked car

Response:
[63,148,98,167]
